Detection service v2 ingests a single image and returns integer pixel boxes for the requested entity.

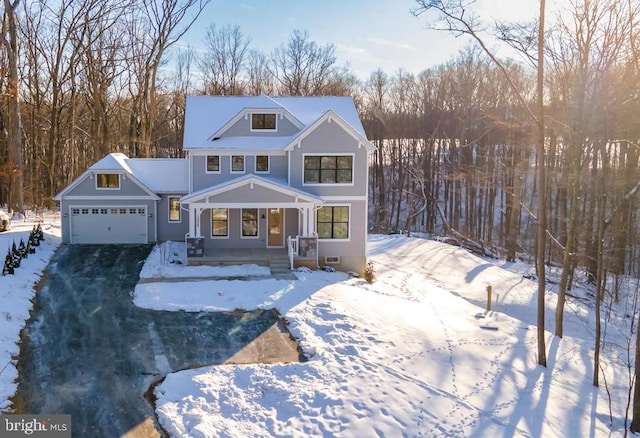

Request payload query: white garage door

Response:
[70,206,148,244]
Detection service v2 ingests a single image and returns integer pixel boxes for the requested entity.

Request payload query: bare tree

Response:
[412,0,548,366]
[269,29,337,96]
[128,0,210,157]
[0,0,23,212]
[246,49,275,95]
[199,23,251,95]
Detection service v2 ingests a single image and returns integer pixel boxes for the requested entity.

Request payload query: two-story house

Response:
[54,95,374,274]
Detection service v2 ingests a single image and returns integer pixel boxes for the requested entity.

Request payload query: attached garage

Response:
[69,206,148,244]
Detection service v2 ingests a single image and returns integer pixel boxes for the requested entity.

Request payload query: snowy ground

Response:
[136,236,632,437]
[2,218,635,436]
[0,212,61,412]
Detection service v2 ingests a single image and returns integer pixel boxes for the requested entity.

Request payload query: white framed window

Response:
[206,155,220,173]
[251,113,277,131]
[241,208,259,238]
[255,155,269,173]
[211,208,228,238]
[168,197,181,222]
[96,173,120,189]
[317,206,349,240]
[231,155,245,173]
[303,155,353,185]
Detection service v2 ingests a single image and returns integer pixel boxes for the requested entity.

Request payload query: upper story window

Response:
[251,113,277,131]
[256,155,269,173]
[96,173,120,189]
[206,155,220,173]
[231,155,245,173]
[168,197,181,222]
[303,155,353,184]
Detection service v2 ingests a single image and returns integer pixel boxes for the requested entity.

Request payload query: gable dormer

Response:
[210,107,303,139]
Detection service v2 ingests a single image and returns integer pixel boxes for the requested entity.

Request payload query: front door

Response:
[267,208,284,247]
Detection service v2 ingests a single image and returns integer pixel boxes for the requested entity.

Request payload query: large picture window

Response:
[317,206,349,239]
[206,155,220,172]
[211,208,228,237]
[96,173,120,189]
[168,197,181,222]
[242,208,258,237]
[251,113,276,130]
[304,155,353,184]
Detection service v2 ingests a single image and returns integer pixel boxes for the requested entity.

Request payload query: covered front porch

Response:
[181,175,323,270]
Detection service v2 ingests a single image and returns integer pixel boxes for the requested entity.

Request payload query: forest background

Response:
[1,0,640,297]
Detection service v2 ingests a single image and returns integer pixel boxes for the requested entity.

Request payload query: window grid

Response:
[304,156,353,184]
[317,206,349,239]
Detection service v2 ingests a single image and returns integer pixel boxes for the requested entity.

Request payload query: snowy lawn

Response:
[0,213,61,412]
[137,236,631,437]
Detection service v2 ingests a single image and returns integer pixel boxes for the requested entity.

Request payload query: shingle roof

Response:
[182,95,367,150]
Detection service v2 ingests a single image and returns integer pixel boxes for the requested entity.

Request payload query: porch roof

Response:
[180,174,323,205]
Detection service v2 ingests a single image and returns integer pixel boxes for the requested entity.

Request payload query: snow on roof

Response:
[183,95,366,150]
[88,153,188,193]
[89,153,132,173]
[126,158,189,193]
[207,135,296,150]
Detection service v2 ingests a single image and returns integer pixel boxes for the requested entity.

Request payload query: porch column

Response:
[189,205,197,237]
[308,205,317,235]
[301,206,308,236]
[195,207,203,237]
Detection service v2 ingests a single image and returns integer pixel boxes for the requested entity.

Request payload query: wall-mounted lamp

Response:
[148,212,153,218]
[261,213,266,219]
[64,212,68,217]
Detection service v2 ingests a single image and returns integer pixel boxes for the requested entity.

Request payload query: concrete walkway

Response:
[16,245,301,437]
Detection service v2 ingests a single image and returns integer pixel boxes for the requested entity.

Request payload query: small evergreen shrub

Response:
[364,261,375,284]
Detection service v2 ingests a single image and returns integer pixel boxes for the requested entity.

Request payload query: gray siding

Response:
[156,194,190,241]
[66,172,151,197]
[315,200,367,273]
[191,154,288,191]
[221,115,300,137]
[288,121,369,197]
[210,184,298,204]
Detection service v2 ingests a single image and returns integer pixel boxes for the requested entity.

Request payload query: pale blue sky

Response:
[181,0,541,80]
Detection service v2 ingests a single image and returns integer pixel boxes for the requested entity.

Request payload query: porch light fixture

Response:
[148,212,153,217]
[261,213,266,219]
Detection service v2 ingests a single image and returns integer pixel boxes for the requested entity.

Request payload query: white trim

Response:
[68,204,148,244]
[255,155,270,174]
[95,173,121,190]
[230,155,245,174]
[250,112,278,132]
[205,155,221,174]
[240,208,260,239]
[320,195,368,201]
[210,207,230,239]
[61,195,158,200]
[168,196,181,223]
[316,204,351,242]
[283,110,375,152]
[189,150,287,157]
[302,153,355,187]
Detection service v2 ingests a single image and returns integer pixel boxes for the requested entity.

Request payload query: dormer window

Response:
[251,113,277,131]
[96,173,120,189]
